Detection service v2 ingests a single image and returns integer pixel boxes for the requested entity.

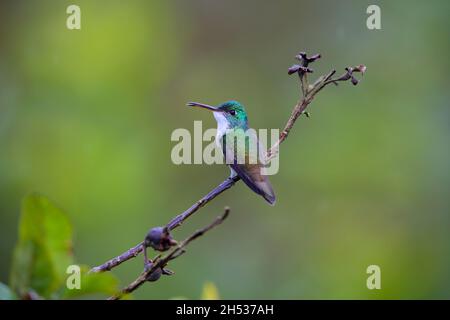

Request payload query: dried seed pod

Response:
[144,227,177,252]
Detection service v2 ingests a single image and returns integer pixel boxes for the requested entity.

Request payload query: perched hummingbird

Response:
[187,100,276,205]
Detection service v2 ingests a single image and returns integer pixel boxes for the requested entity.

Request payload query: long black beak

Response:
[187,102,223,112]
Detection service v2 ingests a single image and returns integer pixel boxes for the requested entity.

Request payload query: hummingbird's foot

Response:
[228,167,238,179]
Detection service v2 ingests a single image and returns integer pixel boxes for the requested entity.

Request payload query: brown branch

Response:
[89,242,144,273]
[90,51,365,298]
[108,207,230,300]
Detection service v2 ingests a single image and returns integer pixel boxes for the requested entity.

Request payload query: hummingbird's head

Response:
[187,100,248,130]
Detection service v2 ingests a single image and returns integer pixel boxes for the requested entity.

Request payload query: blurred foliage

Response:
[3,194,120,299]
[171,282,221,300]
[201,282,220,300]
[0,282,16,300]
[10,193,73,298]
[0,0,449,299]
[62,266,122,299]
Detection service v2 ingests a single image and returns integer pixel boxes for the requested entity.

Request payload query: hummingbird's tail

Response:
[231,164,276,206]
[262,188,276,206]
[259,181,276,206]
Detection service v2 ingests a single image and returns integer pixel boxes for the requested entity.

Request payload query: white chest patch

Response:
[214,112,230,147]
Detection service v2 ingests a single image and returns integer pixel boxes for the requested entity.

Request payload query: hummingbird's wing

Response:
[221,129,276,205]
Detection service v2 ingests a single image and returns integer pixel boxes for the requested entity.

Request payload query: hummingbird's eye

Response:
[229,110,236,116]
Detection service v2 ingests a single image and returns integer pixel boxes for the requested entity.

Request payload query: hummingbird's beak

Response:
[186,102,223,112]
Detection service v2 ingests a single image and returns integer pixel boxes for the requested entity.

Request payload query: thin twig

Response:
[89,242,144,273]
[108,207,230,300]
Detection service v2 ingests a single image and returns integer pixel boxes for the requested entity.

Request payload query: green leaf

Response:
[10,193,74,298]
[62,266,122,299]
[0,283,17,300]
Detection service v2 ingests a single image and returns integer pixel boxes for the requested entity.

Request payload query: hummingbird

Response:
[187,100,276,205]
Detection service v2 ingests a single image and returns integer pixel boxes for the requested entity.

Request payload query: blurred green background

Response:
[0,0,449,299]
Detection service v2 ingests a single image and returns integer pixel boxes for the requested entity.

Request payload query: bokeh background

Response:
[0,0,449,299]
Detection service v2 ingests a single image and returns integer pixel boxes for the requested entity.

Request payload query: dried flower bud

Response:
[295,52,307,62]
[295,52,321,65]
[144,227,177,252]
[336,67,353,81]
[146,267,162,282]
[337,73,351,81]
[308,53,321,62]
[299,66,313,73]
[334,65,365,85]
[162,268,175,276]
[143,260,172,281]
[353,64,367,74]
[288,65,313,76]
[288,64,301,75]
